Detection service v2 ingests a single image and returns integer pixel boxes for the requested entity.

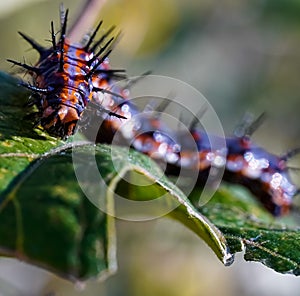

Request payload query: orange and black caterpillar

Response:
[8,8,299,216]
[8,9,125,138]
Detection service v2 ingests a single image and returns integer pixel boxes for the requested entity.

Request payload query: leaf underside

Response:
[0,71,299,282]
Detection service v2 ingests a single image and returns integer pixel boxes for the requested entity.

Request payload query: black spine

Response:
[51,21,57,51]
[7,59,40,74]
[189,104,208,131]
[92,86,125,99]
[20,82,53,93]
[58,9,69,72]
[281,147,300,161]
[86,49,112,79]
[18,32,46,57]
[88,37,114,65]
[89,26,115,53]
[84,20,103,51]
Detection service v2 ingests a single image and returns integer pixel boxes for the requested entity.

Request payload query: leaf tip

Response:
[223,251,235,266]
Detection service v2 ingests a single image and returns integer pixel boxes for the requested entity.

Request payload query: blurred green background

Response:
[0,0,300,295]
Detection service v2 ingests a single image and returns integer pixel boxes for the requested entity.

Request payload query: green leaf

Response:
[0,151,117,281]
[197,186,300,275]
[0,143,232,281]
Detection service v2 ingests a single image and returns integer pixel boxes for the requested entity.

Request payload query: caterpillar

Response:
[8,8,298,216]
